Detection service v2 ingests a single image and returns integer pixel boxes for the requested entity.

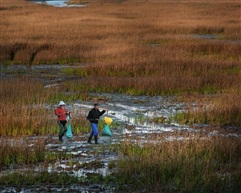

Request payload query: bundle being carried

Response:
[66,115,73,138]
[102,117,113,137]
[104,116,113,125]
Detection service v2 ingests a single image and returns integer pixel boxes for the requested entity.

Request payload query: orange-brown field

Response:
[2,0,240,93]
[1,0,241,129]
[1,0,240,65]
[0,1,241,190]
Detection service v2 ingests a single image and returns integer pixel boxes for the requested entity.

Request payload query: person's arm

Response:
[99,110,106,117]
[55,108,60,117]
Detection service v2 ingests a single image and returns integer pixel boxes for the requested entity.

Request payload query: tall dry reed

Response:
[0,79,89,136]
[1,0,240,64]
[0,79,54,136]
[116,136,241,192]
[174,92,241,127]
[1,0,241,129]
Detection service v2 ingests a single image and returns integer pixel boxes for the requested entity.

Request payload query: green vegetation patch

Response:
[0,141,45,168]
[0,171,80,186]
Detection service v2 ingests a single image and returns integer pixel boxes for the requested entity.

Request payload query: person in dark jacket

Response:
[87,103,106,144]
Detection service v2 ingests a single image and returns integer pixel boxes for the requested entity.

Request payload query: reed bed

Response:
[0,0,240,153]
[0,79,90,136]
[115,136,241,192]
[1,0,240,95]
[0,171,80,186]
[0,138,46,169]
[1,2,240,189]
[1,0,240,64]
[0,78,56,136]
[173,92,241,127]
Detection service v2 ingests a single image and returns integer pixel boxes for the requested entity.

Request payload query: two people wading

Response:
[55,101,106,144]
[87,103,107,144]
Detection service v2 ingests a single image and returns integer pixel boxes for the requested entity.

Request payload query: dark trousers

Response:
[58,121,67,141]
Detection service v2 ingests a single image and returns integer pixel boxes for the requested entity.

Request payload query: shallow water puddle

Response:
[74,93,194,133]
[1,185,107,193]
[33,0,87,7]
[191,34,241,44]
[1,93,241,192]
[34,93,241,180]
[0,64,82,87]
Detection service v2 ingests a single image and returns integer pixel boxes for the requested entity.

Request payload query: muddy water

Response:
[39,94,198,176]
[33,0,86,7]
[0,94,193,192]
[1,185,107,193]
[1,94,240,192]
[0,64,82,87]
[1,65,241,192]
[191,34,241,44]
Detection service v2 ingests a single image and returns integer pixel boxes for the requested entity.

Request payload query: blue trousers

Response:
[90,123,98,136]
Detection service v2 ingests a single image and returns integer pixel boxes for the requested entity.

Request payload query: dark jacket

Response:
[87,108,106,124]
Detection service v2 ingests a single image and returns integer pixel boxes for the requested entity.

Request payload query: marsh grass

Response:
[0,79,90,136]
[0,171,80,185]
[0,79,59,136]
[1,0,240,64]
[1,0,241,96]
[173,93,241,127]
[1,3,241,189]
[115,136,241,192]
[0,139,45,169]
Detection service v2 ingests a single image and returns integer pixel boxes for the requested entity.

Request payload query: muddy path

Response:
[1,92,240,192]
[1,65,241,192]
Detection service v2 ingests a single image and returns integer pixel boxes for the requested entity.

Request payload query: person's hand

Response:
[104,108,108,111]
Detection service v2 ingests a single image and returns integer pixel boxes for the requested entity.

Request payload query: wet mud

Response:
[0,64,82,87]
[1,93,240,177]
[1,65,241,192]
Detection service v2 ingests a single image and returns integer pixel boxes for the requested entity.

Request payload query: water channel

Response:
[33,0,86,7]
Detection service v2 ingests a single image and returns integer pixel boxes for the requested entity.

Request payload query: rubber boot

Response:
[59,135,63,142]
[88,134,93,144]
[94,136,98,144]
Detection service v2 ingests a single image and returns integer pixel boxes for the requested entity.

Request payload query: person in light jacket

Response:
[87,103,106,144]
[55,101,70,142]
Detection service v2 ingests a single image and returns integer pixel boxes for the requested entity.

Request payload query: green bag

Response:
[102,125,112,137]
[66,121,73,138]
